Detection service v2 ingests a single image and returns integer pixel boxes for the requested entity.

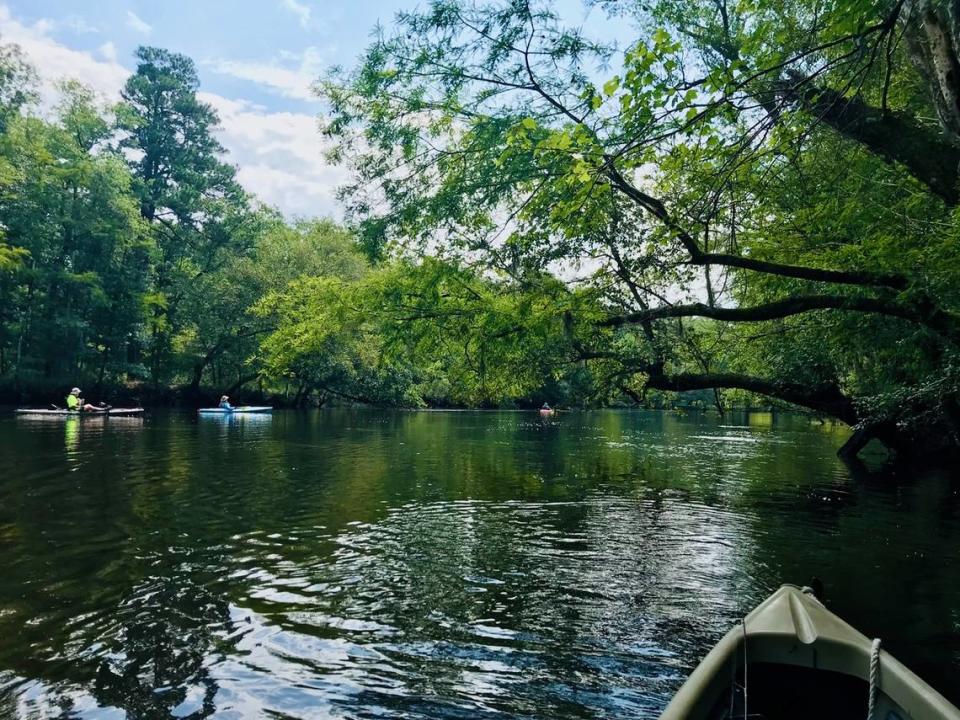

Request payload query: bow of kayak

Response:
[660,584,960,720]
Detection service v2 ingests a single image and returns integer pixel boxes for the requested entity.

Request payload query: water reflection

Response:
[0,410,956,718]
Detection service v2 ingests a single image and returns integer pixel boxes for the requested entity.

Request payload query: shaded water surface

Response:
[0,410,957,718]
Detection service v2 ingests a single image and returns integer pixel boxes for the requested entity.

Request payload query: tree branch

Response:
[643,371,858,424]
[601,294,957,338]
[604,165,909,289]
[780,75,960,205]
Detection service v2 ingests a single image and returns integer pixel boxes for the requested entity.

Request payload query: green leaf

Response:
[652,28,671,46]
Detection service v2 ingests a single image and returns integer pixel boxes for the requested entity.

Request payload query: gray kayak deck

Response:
[660,584,960,719]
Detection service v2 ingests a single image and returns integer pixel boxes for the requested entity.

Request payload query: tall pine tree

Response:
[117,46,247,385]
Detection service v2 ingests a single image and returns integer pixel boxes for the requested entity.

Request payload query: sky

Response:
[0,1,635,220]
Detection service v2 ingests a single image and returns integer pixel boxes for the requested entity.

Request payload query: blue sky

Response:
[1,1,636,218]
[7,0,420,115]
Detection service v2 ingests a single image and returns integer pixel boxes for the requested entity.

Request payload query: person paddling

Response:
[218,395,234,411]
[65,387,109,412]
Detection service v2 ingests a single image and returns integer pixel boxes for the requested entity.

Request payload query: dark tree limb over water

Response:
[601,295,959,340]
[643,372,858,425]
[777,78,960,206]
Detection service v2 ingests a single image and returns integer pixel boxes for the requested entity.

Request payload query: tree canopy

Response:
[0,45,386,405]
[313,0,960,453]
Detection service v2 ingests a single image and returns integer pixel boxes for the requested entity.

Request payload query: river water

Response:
[0,409,957,718]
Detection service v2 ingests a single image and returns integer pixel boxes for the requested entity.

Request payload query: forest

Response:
[0,43,602,412]
[2,0,960,457]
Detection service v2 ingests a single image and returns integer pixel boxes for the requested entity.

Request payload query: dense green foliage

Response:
[0,45,381,404]
[256,258,596,406]
[310,0,960,451]
[0,42,584,407]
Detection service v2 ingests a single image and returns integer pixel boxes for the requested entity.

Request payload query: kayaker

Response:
[65,387,107,412]
[218,395,234,411]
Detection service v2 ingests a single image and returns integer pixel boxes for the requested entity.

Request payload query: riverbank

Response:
[0,377,807,413]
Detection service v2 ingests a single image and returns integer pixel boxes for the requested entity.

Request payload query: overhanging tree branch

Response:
[685,250,908,289]
[569,332,859,424]
[779,76,960,205]
[603,165,909,290]
[601,294,959,339]
[643,371,859,424]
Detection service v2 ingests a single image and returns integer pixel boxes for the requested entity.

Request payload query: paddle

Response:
[49,401,113,413]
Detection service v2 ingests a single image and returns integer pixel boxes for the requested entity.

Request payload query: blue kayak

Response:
[197,406,273,414]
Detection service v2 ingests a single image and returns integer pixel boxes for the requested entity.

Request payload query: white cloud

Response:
[208,60,314,101]
[31,18,53,35]
[206,46,325,102]
[280,0,311,29]
[0,5,344,219]
[98,41,117,63]
[125,10,151,35]
[62,15,100,34]
[201,93,348,217]
[0,6,129,105]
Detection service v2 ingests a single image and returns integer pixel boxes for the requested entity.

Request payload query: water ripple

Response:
[0,409,957,718]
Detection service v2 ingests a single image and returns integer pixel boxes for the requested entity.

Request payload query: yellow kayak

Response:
[660,585,960,720]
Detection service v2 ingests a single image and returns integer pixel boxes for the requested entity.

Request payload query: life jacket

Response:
[66,394,79,410]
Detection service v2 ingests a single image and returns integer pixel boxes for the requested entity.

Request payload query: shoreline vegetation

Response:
[0,378,790,414]
[2,0,960,461]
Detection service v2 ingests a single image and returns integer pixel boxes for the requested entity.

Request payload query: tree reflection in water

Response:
[91,571,229,718]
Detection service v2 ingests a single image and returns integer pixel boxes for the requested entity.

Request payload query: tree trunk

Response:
[95,348,109,394]
[189,362,205,396]
[837,420,901,460]
[225,372,260,397]
[905,0,960,144]
[782,77,960,205]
